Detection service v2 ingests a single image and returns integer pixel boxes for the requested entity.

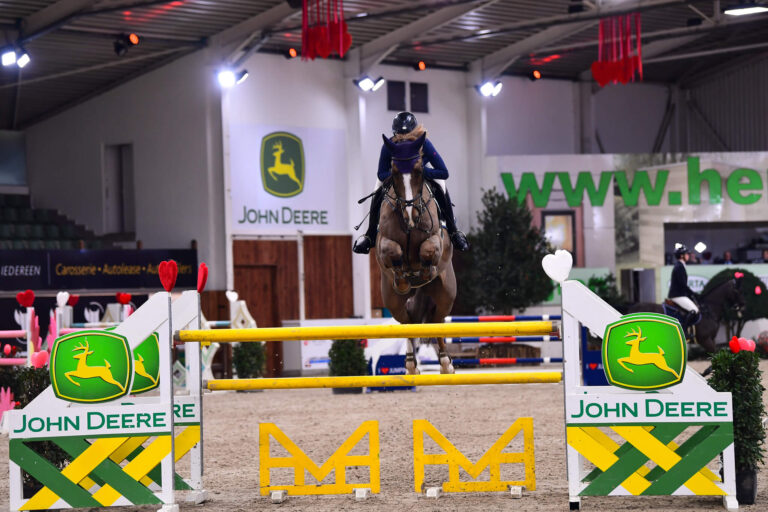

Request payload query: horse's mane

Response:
[700,277,736,298]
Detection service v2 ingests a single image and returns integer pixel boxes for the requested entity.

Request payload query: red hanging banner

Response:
[591,13,643,87]
[301,0,352,60]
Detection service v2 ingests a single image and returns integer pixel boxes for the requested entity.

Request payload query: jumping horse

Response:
[375,132,456,375]
[628,277,745,353]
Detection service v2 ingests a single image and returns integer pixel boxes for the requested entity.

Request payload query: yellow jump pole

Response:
[177,321,556,343]
[206,372,562,390]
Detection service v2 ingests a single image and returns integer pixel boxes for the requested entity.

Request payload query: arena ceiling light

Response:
[694,242,707,253]
[355,76,385,92]
[235,70,249,84]
[16,49,30,69]
[477,80,502,97]
[724,2,768,15]
[217,69,236,88]
[1,48,16,67]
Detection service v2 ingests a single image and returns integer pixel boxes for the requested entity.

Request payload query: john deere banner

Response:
[0,249,196,290]
[229,124,348,235]
[494,153,768,268]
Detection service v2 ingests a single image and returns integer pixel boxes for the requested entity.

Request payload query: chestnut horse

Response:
[375,132,456,375]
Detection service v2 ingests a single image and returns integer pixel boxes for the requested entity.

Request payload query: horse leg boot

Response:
[353,187,384,254]
[430,181,469,251]
[436,337,454,374]
[405,337,420,375]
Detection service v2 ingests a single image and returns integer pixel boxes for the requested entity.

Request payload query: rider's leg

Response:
[669,296,700,327]
[353,182,384,254]
[429,179,469,251]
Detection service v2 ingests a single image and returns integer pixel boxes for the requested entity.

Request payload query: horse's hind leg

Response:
[435,336,454,374]
[405,337,420,375]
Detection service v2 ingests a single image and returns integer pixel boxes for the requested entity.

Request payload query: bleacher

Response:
[0,194,113,250]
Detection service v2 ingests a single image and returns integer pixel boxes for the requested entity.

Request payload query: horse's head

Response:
[729,275,747,317]
[382,132,426,175]
[703,275,746,319]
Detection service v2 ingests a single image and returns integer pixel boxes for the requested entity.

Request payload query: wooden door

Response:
[234,265,282,377]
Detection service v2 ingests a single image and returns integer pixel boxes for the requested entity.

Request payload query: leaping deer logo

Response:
[134,354,158,386]
[267,140,302,188]
[65,339,126,392]
[617,327,680,379]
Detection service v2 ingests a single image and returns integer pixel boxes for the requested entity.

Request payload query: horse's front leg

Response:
[434,336,454,374]
[405,338,420,375]
[378,236,410,294]
[418,234,442,282]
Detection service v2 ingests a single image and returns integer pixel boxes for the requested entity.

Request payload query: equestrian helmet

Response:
[674,244,689,258]
[392,112,417,135]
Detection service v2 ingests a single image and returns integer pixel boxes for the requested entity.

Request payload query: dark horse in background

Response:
[375,132,456,375]
[628,277,745,353]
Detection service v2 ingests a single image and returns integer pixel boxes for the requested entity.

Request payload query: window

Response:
[410,82,429,113]
[387,80,406,111]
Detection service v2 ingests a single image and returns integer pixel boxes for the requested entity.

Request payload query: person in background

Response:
[668,244,700,329]
[722,250,735,265]
[760,249,768,263]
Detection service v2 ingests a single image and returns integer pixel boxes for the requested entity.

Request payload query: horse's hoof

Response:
[440,364,454,374]
[405,361,419,375]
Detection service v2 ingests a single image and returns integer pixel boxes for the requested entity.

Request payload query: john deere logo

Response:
[260,132,304,197]
[602,313,686,390]
[50,331,132,403]
[131,332,160,394]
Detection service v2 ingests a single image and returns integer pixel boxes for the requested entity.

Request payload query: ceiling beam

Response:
[404,0,696,48]
[19,0,101,42]
[479,21,597,80]
[358,0,495,74]
[209,1,300,63]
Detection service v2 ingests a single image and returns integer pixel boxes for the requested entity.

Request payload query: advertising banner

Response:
[229,124,349,235]
[0,249,196,290]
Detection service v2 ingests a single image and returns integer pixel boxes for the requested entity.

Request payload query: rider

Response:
[668,244,701,328]
[352,112,470,254]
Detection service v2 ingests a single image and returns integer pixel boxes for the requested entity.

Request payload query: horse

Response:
[627,278,745,353]
[374,131,456,375]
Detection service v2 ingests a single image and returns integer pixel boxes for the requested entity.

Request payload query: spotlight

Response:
[415,60,426,71]
[236,69,249,84]
[694,242,707,253]
[16,50,30,68]
[114,33,139,56]
[355,76,385,92]
[724,2,768,15]
[530,69,542,80]
[217,69,236,88]
[477,80,502,97]
[286,48,298,59]
[2,49,16,67]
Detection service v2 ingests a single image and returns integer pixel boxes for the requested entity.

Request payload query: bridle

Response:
[381,171,436,237]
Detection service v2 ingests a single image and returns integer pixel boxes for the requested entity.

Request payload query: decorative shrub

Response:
[708,348,766,470]
[328,339,367,377]
[233,342,266,378]
[587,273,627,313]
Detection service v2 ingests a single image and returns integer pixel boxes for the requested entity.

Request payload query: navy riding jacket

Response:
[668,260,696,298]
[377,138,449,182]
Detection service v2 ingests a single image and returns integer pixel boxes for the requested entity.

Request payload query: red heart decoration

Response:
[3,345,10,356]
[588,363,598,370]
[116,292,132,305]
[381,367,389,374]
[31,350,49,369]
[341,26,352,56]
[158,260,178,292]
[329,20,340,54]
[729,336,741,354]
[67,294,80,306]
[16,289,35,308]
[315,25,331,58]
[197,263,209,293]
[734,272,744,279]
[591,61,612,87]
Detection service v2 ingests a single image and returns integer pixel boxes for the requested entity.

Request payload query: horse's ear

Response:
[382,134,395,151]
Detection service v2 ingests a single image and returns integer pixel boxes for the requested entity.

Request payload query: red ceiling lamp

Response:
[302,0,352,60]
[591,13,643,87]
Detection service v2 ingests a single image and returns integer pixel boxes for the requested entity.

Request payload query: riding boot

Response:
[353,187,384,254]
[430,182,469,251]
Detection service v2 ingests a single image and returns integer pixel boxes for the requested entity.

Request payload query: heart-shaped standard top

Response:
[729,336,741,354]
[197,263,209,293]
[67,294,80,306]
[16,289,35,308]
[734,272,744,279]
[225,290,239,303]
[56,291,70,308]
[541,250,573,284]
[158,260,178,292]
[116,292,132,305]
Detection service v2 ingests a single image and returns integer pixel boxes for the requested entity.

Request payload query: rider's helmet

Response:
[392,112,417,135]
[674,244,689,258]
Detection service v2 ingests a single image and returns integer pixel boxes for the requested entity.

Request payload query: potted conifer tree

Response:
[233,341,265,391]
[328,339,367,394]
[708,337,766,504]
